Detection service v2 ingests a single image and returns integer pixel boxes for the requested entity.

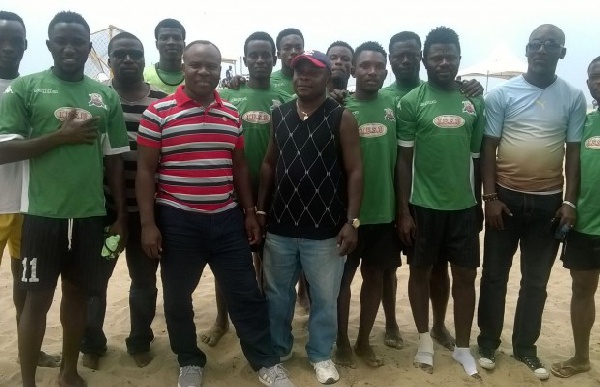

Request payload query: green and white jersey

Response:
[397,82,485,210]
[0,69,129,219]
[345,92,399,225]
[575,110,600,236]
[380,80,424,100]
[219,84,292,196]
[270,70,294,95]
[143,65,184,94]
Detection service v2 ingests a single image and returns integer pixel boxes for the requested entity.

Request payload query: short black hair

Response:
[244,31,275,58]
[0,11,25,33]
[108,31,143,55]
[589,56,600,73]
[154,18,185,40]
[354,41,387,65]
[423,26,460,58]
[48,11,89,36]
[389,31,421,52]
[326,41,354,57]
[184,40,221,59]
[275,28,303,51]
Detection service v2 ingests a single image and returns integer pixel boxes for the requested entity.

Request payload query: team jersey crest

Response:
[4,86,13,94]
[89,93,107,110]
[270,99,282,110]
[462,100,476,115]
[384,108,395,121]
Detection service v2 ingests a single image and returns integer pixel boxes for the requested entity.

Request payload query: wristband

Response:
[562,201,576,209]
[256,210,267,216]
[243,206,256,214]
[482,193,498,202]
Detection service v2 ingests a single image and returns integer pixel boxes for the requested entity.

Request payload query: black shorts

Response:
[347,222,402,270]
[20,215,105,292]
[561,230,600,270]
[406,205,480,269]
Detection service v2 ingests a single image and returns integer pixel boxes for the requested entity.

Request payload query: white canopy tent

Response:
[458,43,527,92]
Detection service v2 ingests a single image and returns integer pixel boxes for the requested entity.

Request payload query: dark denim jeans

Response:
[477,185,562,357]
[158,205,278,371]
[81,211,159,355]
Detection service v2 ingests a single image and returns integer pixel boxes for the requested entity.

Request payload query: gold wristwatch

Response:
[348,218,360,229]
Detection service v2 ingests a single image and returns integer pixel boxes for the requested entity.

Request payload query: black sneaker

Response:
[515,356,549,380]
[478,347,496,370]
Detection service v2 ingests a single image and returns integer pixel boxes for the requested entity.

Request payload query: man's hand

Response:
[397,213,416,246]
[245,212,262,245]
[329,89,349,105]
[459,78,484,97]
[107,216,128,255]
[141,223,162,259]
[56,109,99,145]
[226,75,246,90]
[336,223,358,256]
[484,200,512,230]
[554,203,576,231]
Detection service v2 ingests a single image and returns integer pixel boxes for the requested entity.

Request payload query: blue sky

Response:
[6,0,597,105]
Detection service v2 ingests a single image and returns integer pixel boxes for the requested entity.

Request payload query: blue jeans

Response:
[263,233,345,362]
[158,205,277,370]
[82,211,159,355]
[477,185,562,357]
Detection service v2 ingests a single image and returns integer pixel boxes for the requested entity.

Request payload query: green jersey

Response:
[143,65,184,94]
[219,84,292,196]
[0,69,129,218]
[381,80,424,100]
[398,82,485,210]
[345,92,399,224]
[270,70,294,95]
[575,110,600,236]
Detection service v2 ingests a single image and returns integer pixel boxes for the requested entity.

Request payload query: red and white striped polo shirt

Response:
[138,86,244,213]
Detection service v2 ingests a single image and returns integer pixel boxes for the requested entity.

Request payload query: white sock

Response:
[453,347,478,376]
[414,332,434,365]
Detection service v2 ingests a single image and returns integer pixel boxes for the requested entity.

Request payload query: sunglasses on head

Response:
[110,49,144,60]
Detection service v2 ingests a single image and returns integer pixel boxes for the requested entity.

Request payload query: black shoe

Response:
[515,355,550,380]
[478,347,496,370]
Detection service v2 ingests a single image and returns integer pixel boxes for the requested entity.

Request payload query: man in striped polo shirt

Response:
[80,32,167,370]
[137,40,293,387]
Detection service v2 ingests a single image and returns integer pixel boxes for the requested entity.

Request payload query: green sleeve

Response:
[278,89,294,103]
[103,90,129,155]
[0,78,30,139]
[470,97,485,156]
[397,93,417,146]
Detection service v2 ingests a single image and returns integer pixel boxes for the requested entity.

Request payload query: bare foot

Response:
[384,326,404,349]
[334,342,356,369]
[81,354,100,370]
[354,343,384,368]
[471,373,483,381]
[430,325,455,351]
[551,357,591,378]
[200,324,229,347]
[58,372,87,387]
[38,351,61,368]
[130,351,153,368]
[413,361,434,374]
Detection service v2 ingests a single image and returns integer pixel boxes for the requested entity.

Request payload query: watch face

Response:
[352,218,360,228]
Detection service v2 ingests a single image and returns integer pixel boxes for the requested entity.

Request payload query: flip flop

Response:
[550,361,591,378]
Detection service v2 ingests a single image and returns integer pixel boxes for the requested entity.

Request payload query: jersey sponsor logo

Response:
[462,100,476,115]
[352,111,359,116]
[419,100,437,107]
[242,110,270,124]
[384,108,396,121]
[230,96,248,103]
[89,93,107,110]
[3,86,13,94]
[33,88,58,94]
[54,107,92,122]
[433,115,465,128]
[359,123,387,137]
[585,136,600,149]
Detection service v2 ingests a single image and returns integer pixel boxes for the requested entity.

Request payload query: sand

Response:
[0,245,598,387]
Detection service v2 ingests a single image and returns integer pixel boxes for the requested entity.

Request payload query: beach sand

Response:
[0,244,598,387]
